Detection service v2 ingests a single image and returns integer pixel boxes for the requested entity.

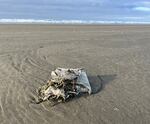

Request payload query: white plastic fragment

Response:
[76,71,92,94]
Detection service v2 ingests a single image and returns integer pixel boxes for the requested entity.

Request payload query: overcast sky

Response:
[0,0,150,22]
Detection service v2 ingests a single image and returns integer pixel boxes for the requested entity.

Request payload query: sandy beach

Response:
[0,24,150,124]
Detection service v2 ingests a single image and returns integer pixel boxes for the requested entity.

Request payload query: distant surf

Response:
[0,19,149,24]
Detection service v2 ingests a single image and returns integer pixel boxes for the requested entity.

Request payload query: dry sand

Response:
[0,24,150,124]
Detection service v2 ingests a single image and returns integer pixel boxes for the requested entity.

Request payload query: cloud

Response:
[134,7,150,11]
[132,1,150,12]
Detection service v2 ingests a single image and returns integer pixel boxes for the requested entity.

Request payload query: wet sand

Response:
[0,24,150,124]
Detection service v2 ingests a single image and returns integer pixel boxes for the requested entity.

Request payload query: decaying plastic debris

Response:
[37,68,91,104]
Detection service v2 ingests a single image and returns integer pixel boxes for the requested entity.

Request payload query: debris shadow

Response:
[88,74,117,94]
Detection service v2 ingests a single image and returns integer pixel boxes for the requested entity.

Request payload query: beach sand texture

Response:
[0,25,150,124]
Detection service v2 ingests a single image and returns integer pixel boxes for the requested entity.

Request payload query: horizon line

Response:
[0,19,150,24]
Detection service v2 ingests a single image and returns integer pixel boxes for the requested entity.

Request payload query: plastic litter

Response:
[37,68,91,104]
